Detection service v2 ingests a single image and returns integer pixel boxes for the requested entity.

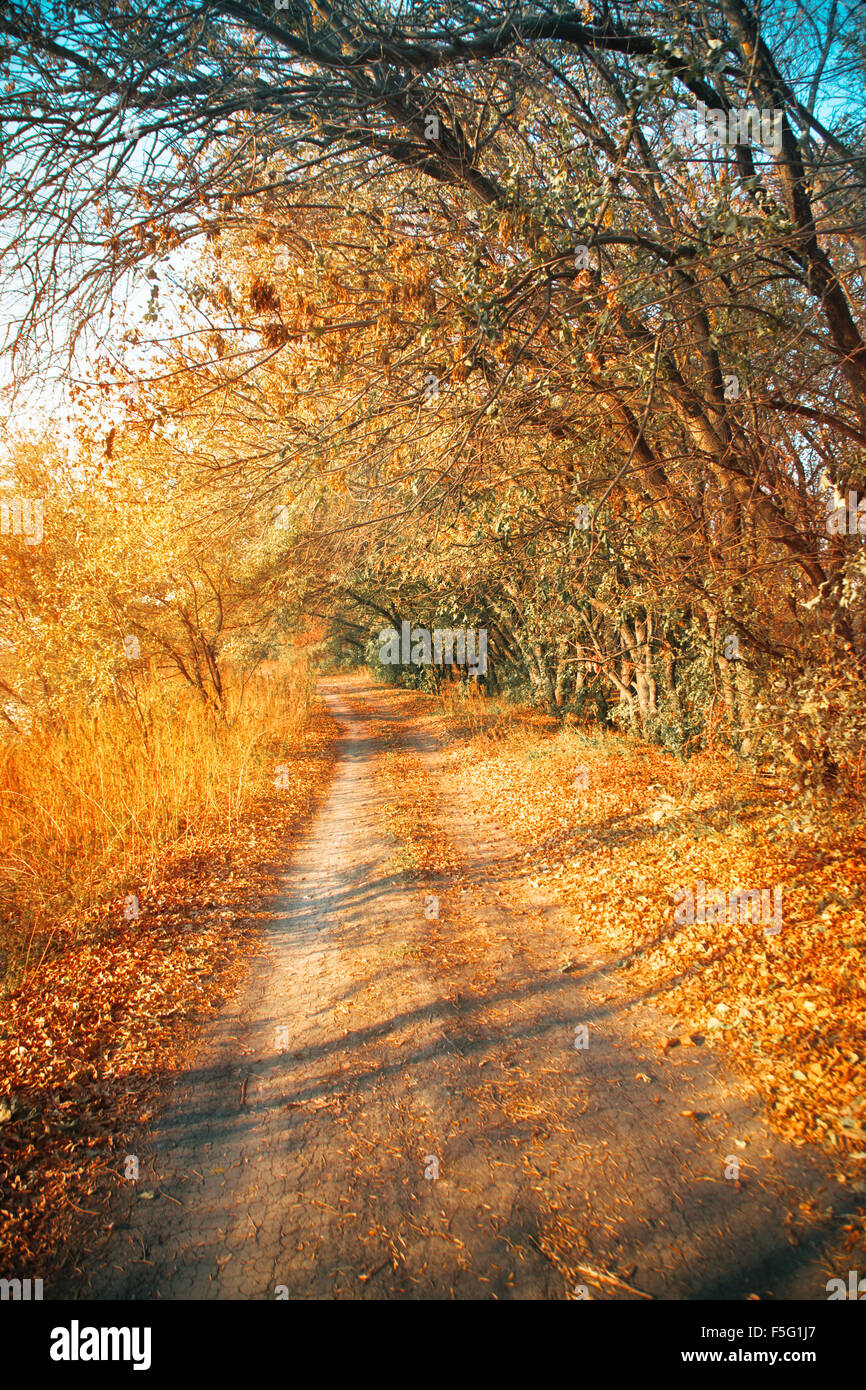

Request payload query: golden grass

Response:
[0,661,312,986]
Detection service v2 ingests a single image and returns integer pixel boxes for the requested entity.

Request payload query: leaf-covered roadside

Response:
[367,684,866,1284]
[0,704,338,1278]
[358,682,866,1180]
[443,716,866,1181]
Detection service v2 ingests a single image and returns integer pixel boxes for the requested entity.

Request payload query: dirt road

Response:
[58,678,852,1299]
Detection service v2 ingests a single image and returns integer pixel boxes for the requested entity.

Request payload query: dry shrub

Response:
[755,644,866,796]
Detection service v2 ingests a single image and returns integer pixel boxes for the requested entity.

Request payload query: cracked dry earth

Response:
[58,676,853,1301]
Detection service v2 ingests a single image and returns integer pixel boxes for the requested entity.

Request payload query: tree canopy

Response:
[2,0,865,781]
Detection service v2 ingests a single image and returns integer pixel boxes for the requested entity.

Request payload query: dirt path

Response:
[57,678,852,1300]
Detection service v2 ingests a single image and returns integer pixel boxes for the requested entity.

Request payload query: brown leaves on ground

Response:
[345,681,866,1176]
[351,682,866,1278]
[0,705,339,1272]
[446,715,866,1176]
[380,742,462,878]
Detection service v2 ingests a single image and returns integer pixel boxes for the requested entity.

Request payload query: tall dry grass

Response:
[0,661,312,987]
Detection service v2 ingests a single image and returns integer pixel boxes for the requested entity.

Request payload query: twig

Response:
[573,1261,654,1299]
